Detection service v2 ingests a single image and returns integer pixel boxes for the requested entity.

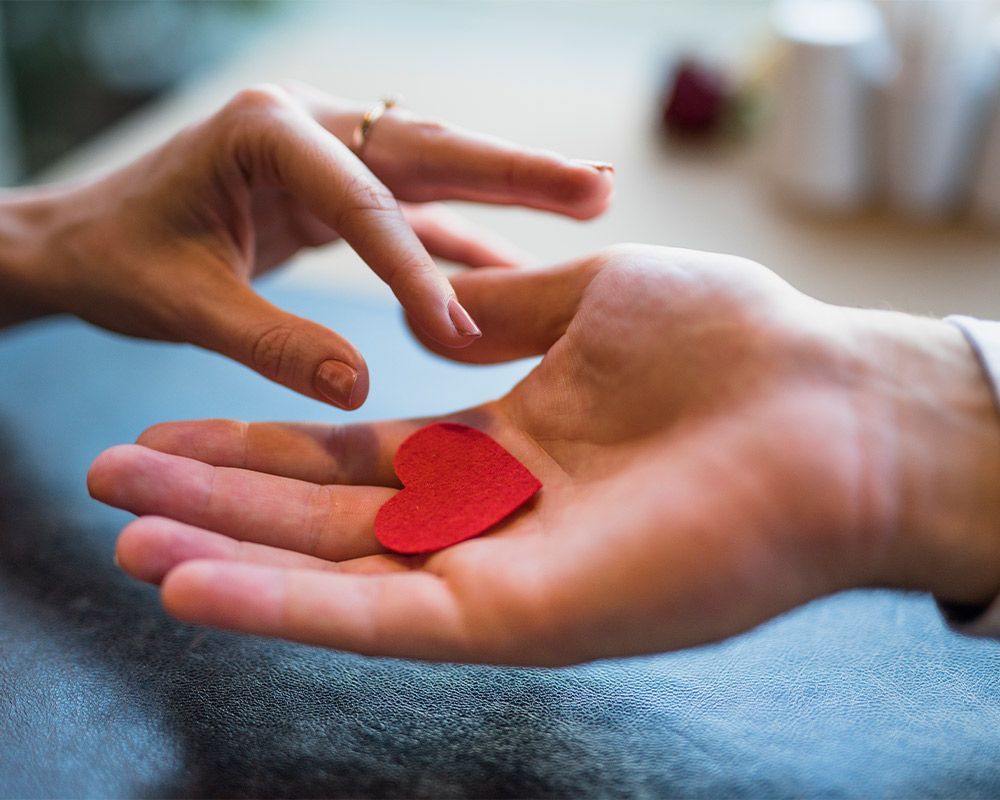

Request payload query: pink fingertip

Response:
[447,298,482,339]
[162,560,286,632]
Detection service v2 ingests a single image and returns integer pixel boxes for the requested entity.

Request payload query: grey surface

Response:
[1,283,998,799]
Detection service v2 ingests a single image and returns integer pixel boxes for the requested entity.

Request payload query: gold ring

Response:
[351,96,398,154]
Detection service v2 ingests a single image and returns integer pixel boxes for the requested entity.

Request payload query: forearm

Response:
[0,189,61,330]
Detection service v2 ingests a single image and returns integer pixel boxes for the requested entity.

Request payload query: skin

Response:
[88,245,1000,666]
[0,81,614,407]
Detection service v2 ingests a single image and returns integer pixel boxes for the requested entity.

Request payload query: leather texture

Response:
[1,283,999,799]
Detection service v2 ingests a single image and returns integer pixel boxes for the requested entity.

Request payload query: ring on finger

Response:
[351,96,398,155]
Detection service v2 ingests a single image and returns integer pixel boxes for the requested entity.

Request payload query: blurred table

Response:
[40,0,1000,318]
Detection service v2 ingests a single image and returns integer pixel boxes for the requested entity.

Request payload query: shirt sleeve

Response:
[941,315,1000,638]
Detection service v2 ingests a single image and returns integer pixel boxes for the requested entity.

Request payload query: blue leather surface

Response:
[0,279,998,798]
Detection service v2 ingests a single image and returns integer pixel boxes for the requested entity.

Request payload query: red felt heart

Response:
[374,422,542,554]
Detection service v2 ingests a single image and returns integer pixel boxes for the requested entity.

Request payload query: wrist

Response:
[847,310,1000,604]
[0,189,63,328]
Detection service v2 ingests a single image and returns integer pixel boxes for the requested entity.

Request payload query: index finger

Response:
[133,406,502,486]
[136,418,425,486]
[224,86,478,348]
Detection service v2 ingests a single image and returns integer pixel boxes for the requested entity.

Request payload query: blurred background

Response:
[0,0,284,180]
[0,0,770,178]
[1,0,999,317]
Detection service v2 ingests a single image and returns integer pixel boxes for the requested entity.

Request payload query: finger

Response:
[118,516,338,583]
[285,84,615,219]
[190,278,370,410]
[88,445,391,560]
[223,87,479,348]
[401,203,532,268]
[135,404,501,486]
[136,418,426,486]
[117,516,412,584]
[162,561,478,662]
[370,118,615,220]
[409,257,601,364]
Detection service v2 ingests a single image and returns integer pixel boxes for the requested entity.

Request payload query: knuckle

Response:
[303,485,338,557]
[406,116,450,141]
[248,322,298,382]
[213,85,302,181]
[226,83,293,116]
[385,250,437,296]
[346,176,398,213]
[332,177,399,230]
[214,85,297,146]
[378,108,448,146]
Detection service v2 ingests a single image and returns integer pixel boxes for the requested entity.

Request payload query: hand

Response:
[88,245,1000,665]
[0,82,613,408]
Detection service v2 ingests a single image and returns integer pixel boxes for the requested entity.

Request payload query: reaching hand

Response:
[0,82,612,408]
[88,245,1000,665]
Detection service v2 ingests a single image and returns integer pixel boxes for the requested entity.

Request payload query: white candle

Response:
[879,0,993,218]
[767,0,890,211]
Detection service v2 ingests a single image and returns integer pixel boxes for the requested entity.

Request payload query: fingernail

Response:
[577,159,615,173]
[314,359,359,408]
[448,298,482,339]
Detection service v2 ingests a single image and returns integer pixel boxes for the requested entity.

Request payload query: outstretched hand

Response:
[88,246,1000,665]
[0,82,612,408]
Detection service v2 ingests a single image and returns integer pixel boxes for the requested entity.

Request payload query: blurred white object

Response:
[878,0,993,218]
[969,16,1000,227]
[767,0,890,211]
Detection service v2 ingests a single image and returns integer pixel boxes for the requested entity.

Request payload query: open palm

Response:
[88,245,998,664]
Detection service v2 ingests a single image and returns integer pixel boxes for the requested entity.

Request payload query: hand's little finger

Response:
[117,516,414,584]
[162,561,475,661]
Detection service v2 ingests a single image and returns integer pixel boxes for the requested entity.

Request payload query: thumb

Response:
[190,279,369,409]
[406,256,599,364]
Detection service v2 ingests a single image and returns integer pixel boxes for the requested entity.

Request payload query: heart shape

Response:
[374,423,542,554]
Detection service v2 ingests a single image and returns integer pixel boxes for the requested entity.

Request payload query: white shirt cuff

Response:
[941,315,1000,638]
